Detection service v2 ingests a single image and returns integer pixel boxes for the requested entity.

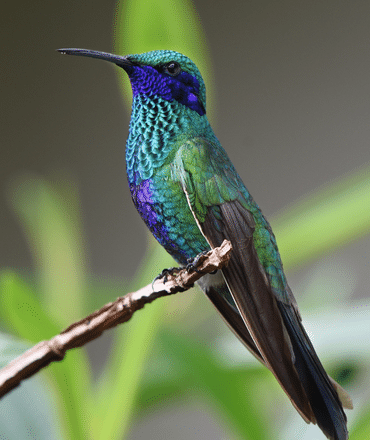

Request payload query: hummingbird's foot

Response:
[186,250,217,274]
[154,266,182,284]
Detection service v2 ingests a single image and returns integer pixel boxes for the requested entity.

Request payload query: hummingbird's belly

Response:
[129,177,210,265]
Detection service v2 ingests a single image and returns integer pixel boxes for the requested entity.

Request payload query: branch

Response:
[0,240,232,399]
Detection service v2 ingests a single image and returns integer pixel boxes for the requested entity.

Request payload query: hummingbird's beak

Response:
[57,48,133,72]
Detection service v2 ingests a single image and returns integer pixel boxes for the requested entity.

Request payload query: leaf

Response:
[47,351,92,440]
[9,174,87,325]
[349,404,370,440]
[0,270,59,341]
[272,165,370,268]
[158,330,272,440]
[7,173,94,440]
[0,270,92,440]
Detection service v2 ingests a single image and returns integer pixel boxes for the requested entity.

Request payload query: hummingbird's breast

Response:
[129,166,209,265]
[125,93,212,264]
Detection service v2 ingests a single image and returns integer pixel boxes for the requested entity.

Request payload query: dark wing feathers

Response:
[204,200,349,439]
[203,201,314,422]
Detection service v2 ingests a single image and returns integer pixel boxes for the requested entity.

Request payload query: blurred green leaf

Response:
[47,351,92,440]
[7,175,93,440]
[0,270,59,341]
[273,165,370,268]
[0,270,124,438]
[349,404,370,440]
[0,271,92,440]
[159,331,272,440]
[10,174,86,325]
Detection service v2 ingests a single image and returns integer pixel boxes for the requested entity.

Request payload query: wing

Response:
[172,137,350,440]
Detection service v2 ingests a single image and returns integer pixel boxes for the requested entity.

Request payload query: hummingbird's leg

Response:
[154,266,182,284]
[154,249,216,287]
[186,251,217,274]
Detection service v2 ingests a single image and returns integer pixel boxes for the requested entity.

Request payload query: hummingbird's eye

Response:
[164,61,181,76]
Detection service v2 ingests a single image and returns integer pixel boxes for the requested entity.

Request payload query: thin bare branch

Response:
[0,240,232,399]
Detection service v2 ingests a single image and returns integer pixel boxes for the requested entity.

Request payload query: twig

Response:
[0,240,232,399]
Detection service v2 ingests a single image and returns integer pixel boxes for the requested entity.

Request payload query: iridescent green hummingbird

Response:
[58,48,352,439]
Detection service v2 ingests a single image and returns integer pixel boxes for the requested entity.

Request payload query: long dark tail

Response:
[277,301,349,440]
[200,200,351,439]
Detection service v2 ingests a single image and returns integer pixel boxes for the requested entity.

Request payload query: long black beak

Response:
[57,48,133,72]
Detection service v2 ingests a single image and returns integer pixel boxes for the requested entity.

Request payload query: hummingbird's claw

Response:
[186,250,217,274]
[154,266,182,284]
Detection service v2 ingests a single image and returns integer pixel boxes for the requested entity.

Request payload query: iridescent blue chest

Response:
[129,172,209,265]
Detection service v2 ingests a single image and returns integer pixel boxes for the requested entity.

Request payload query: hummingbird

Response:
[58,48,352,439]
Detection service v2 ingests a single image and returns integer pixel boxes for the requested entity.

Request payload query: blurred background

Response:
[1,0,370,439]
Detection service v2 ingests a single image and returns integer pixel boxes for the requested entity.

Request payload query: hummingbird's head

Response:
[125,50,206,116]
[58,48,206,116]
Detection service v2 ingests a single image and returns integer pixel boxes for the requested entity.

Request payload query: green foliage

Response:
[10,174,86,325]
[0,271,59,341]
[272,165,370,269]
[156,331,272,439]
[1,177,92,440]
[350,405,370,440]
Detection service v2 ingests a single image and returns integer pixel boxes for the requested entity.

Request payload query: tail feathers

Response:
[329,377,353,410]
[199,275,351,439]
[277,301,349,440]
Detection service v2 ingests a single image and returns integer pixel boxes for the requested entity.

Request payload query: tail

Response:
[278,301,351,440]
[199,274,352,440]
